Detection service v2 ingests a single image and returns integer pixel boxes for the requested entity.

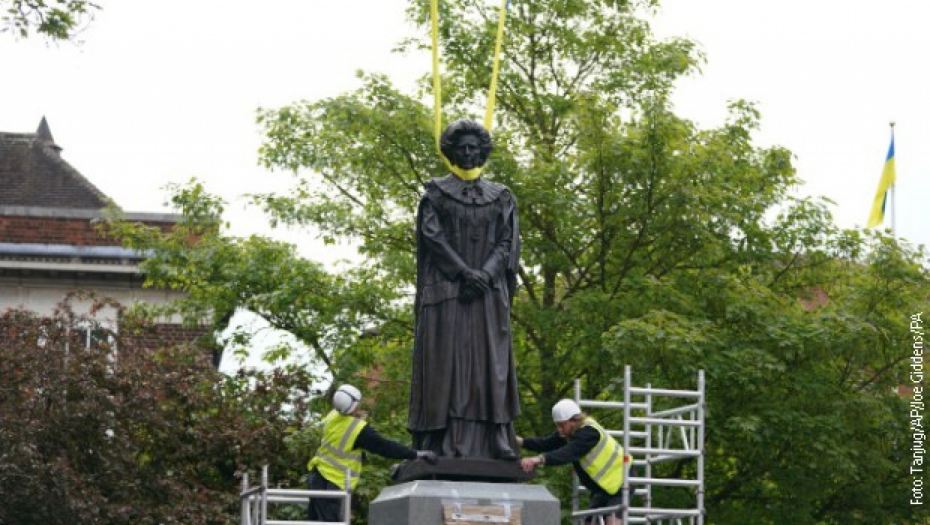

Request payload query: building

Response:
[0,118,217,363]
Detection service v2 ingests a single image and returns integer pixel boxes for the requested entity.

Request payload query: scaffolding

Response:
[240,465,352,525]
[570,366,705,525]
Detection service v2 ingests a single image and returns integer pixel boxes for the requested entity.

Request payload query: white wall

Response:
[0,276,187,327]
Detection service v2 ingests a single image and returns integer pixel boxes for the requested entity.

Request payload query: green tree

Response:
[103,181,395,383]
[105,0,928,523]
[1,0,100,40]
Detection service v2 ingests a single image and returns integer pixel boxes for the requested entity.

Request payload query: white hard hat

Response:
[552,399,582,423]
[333,384,362,415]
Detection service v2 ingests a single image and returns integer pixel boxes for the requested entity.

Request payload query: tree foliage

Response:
[1,0,99,40]
[0,295,314,525]
[102,0,927,523]
[103,181,396,383]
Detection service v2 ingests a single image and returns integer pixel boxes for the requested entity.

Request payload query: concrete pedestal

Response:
[369,480,559,525]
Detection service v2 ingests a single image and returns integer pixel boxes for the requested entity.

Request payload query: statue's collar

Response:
[431,174,504,205]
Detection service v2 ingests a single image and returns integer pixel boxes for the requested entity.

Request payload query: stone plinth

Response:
[369,480,559,525]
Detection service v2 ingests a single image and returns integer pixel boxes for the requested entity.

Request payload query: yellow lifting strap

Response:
[431,0,510,180]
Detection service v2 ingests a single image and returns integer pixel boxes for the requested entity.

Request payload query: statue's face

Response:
[451,134,482,170]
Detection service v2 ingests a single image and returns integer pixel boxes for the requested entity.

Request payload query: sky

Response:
[652,0,929,249]
[3,0,929,367]
[3,0,928,246]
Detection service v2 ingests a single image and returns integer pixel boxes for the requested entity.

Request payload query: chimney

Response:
[36,116,63,153]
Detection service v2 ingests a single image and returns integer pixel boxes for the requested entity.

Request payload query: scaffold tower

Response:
[240,465,351,525]
[571,365,706,525]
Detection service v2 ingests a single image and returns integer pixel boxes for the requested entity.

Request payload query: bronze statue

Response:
[407,119,521,461]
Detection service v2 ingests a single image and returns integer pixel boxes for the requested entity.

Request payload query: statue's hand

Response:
[459,281,479,302]
[461,268,491,292]
[475,270,491,290]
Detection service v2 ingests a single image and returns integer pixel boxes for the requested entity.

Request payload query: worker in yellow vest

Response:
[306,384,438,522]
[518,399,625,525]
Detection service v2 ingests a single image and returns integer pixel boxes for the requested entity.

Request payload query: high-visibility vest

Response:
[578,417,624,495]
[307,410,368,490]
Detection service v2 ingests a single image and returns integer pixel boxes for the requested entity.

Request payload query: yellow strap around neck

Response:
[431,0,510,181]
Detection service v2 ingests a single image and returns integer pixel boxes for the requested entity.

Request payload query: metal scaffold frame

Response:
[570,365,706,525]
[240,465,352,525]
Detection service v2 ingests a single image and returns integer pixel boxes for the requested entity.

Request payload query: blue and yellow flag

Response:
[867,130,896,228]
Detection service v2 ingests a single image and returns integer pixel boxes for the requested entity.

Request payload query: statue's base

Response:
[392,457,534,483]
[369,480,559,525]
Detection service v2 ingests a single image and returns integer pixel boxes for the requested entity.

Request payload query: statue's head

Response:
[440,119,493,171]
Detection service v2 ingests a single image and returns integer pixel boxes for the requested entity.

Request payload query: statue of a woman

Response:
[407,119,521,460]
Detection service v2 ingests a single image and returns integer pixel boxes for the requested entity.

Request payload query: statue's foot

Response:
[497,448,518,461]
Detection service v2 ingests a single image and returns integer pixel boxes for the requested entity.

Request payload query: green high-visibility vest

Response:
[579,417,625,495]
[308,410,367,490]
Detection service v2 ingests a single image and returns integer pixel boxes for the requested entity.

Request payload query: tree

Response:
[102,181,394,383]
[1,0,100,40]
[105,0,928,523]
[0,295,315,524]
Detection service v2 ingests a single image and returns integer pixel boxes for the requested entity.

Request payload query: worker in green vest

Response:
[518,399,625,525]
[306,384,438,522]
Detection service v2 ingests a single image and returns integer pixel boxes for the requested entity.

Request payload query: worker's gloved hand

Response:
[416,450,439,464]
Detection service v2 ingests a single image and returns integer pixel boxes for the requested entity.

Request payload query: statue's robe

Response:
[407,174,521,459]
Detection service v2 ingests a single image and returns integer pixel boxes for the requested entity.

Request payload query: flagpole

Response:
[890,121,896,236]
[890,185,896,236]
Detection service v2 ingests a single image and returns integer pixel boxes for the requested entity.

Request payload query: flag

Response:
[867,130,896,228]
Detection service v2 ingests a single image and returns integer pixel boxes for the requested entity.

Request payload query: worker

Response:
[306,384,438,522]
[518,399,625,525]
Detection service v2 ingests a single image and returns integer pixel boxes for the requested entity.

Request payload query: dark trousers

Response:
[307,469,342,523]
[586,489,623,524]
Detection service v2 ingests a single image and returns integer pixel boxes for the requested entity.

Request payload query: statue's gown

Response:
[407,174,521,459]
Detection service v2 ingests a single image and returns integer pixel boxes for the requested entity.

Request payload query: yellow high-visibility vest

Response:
[307,410,367,490]
[579,417,625,495]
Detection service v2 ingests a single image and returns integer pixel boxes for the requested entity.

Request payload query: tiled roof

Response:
[0,117,109,209]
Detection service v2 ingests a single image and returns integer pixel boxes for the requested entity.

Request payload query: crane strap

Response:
[431,0,510,180]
